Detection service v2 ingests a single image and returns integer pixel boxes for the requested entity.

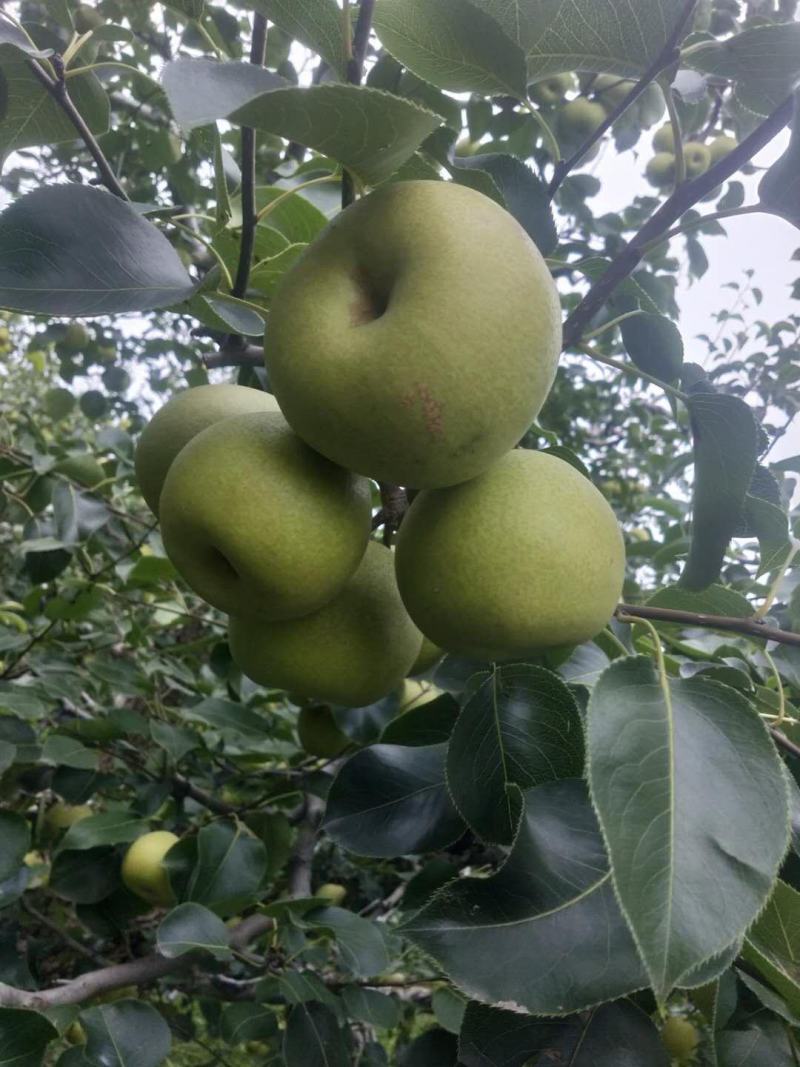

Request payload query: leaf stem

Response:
[762,647,787,729]
[576,342,689,402]
[582,309,646,340]
[255,173,340,224]
[170,221,233,290]
[232,14,268,300]
[618,613,668,684]
[641,204,765,252]
[754,538,800,621]
[27,55,129,200]
[661,77,685,190]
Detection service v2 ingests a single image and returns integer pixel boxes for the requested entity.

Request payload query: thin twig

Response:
[21,899,113,967]
[341,0,376,209]
[615,603,800,648]
[548,0,698,195]
[27,56,128,200]
[562,94,794,350]
[232,15,268,300]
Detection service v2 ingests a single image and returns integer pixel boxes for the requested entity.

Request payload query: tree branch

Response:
[287,795,324,898]
[232,15,268,300]
[27,56,128,201]
[341,0,375,209]
[562,94,794,350]
[616,603,800,648]
[548,0,699,195]
[0,911,274,1010]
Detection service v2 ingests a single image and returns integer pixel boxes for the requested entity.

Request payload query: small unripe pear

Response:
[661,1016,699,1061]
[646,152,676,187]
[653,124,676,152]
[557,98,608,143]
[297,705,350,758]
[62,323,89,352]
[529,72,576,106]
[708,134,737,164]
[45,803,92,833]
[316,882,347,906]
[121,831,178,907]
[592,73,635,109]
[683,141,711,178]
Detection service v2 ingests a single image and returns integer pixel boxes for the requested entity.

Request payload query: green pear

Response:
[557,99,608,145]
[228,542,422,707]
[297,704,350,758]
[660,1016,699,1061]
[56,453,106,489]
[653,124,676,152]
[395,450,625,660]
[44,387,76,421]
[121,830,178,907]
[135,384,280,515]
[708,133,737,164]
[646,152,676,187]
[408,634,443,677]
[74,4,104,33]
[316,882,347,905]
[683,141,711,178]
[62,322,89,352]
[592,74,636,109]
[529,72,576,106]
[160,412,371,620]
[44,802,92,834]
[264,180,561,489]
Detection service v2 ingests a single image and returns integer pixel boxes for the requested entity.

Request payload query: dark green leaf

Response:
[50,847,119,904]
[0,185,194,315]
[341,987,400,1030]
[283,1002,350,1067]
[620,313,684,382]
[220,1002,279,1044]
[398,1028,458,1065]
[588,657,788,1000]
[404,780,647,1014]
[688,23,800,115]
[251,0,347,77]
[185,821,267,916]
[380,693,459,747]
[681,393,759,589]
[0,1008,57,1067]
[742,880,800,1018]
[157,902,230,959]
[324,744,466,858]
[301,906,389,978]
[0,812,29,882]
[59,812,147,852]
[82,1001,171,1067]
[717,1014,796,1066]
[760,92,800,230]
[447,664,584,844]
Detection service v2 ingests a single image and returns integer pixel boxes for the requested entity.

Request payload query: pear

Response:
[160,412,371,620]
[557,99,608,146]
[265,180,561,489]
[660,1017,699,1060]
[708,134,737,164]
[653,124,676,152]
[395,450,625,661]
[135,384,280,515]
[646,152,676,187]
[529,72,576,106]
[44,802,92,833]
[592,74,636,109]
[121,831,178,907]
[228,542,422,707]
[297,704,350,758]
[683,141,712,178]
[408,634,443,677]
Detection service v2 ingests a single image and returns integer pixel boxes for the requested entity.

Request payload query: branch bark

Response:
[287,795,324,898]
[616,603,800,648]
[0,912,274,1010]
[27,56,128,201]
[548,0,699,195]
[562,94,794,349]
[232,15,268,300]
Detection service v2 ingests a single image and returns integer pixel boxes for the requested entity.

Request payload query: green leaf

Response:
[380,693,459,747]
[301,905,389,978]
[341,987,400,1030]
[248,244,306,300]
[398,1029,458,1064]
[283,1002,351,1067]
[0,48,108,161]
[149,721,199,763]
[741,880,800,1018]
[717,1014,796,1065]
[681,393,759,590]
[0,15,51,57]
[82,1001,171,1067]
[324,744,466,858]
[0,1008,58,1067]
[459,999,670,1066]
[373,0,527,98]
[687,23,800,116]
[161,59,288,129]
[0,812,30,883]
[404,780,647,1015]
[219,1002,279,1044]
[41,735,98,771]
[620,313,684,382]
[165,0,205,16]
[229,84,442,186]
[760,93,800,229]
[449,152,558,255]
[59,812,147,852]
[432,987,466,1034]
[646,583,754,618]
[251,0,347,77]
[0,184,195,315]
[469,0,692,80]
[50,847,120,904]
[157,902,231,959]
[587,657,788,1002]
[182,697,273,742]
[185,820,267,916]
[447,665,584,844]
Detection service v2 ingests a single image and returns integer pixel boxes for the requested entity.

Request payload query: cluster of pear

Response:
[136,181,625,709]
[646,124,738,187]
[530,72,663,163]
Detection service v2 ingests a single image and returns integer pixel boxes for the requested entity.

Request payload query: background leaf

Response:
[82,1001,171,1067]
[251,0,347,77]
[157,902,231,959]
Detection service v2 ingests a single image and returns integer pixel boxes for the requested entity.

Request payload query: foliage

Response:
[0,1,799,1065]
